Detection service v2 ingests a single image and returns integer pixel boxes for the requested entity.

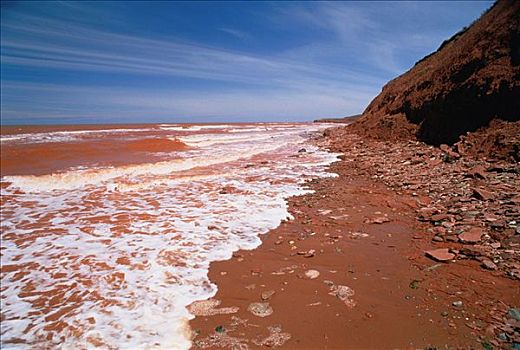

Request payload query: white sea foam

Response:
[159,125,232,132]
[0,128,156,144]
[0,123,340,349]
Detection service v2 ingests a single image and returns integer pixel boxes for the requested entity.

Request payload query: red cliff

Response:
[350,0,519,159]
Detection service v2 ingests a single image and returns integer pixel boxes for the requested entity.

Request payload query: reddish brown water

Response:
[0,122,340,349]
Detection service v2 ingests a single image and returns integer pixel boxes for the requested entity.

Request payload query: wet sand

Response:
[189,129,520,349]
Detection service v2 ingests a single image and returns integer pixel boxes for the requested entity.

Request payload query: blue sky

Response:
[1,1,492,125]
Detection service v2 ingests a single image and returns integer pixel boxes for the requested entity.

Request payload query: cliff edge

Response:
[350,0,519,159]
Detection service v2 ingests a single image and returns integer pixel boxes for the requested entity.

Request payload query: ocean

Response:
[0,122,339,349]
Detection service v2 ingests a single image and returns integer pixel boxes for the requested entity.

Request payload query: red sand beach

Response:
[1,122,518,349]
[189,128,520,349]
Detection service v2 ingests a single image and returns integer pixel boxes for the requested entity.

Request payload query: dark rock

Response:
[508,308,520,322]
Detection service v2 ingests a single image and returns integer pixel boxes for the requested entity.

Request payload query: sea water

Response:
[0,122,340,349]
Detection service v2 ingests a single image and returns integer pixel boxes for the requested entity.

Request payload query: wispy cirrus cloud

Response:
[218,27,250,39]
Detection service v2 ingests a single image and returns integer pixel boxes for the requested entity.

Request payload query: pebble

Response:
[304,269,320,279]
[261,290,275,301]
[305,249,315,258]
[481,259,498,270]
[452,301,463,307]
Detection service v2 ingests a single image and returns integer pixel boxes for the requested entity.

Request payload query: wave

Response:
[3,141,292,192]
[1,127,156,144]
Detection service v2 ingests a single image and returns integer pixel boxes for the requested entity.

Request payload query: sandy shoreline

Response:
[189,127,520,349]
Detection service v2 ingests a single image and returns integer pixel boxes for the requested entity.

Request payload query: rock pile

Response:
[328,127,520,280]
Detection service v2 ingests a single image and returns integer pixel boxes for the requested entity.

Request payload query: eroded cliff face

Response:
[351,0,519,152]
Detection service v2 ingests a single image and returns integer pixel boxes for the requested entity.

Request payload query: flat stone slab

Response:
[458,228,483,243]
[425,248,456,262]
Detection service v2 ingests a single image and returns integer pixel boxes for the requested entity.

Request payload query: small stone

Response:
[441,311,449,317]
[425,248,456,262]
[481,259,497,270]
[304,249,316,258]
[497,333,508,341]
[452,301,463,307]
[409,279,421,289]
[261,290,275,301]
[458,228,483,243]
[431,214,449,222]
[304,269,320,279]
[247,302,273,317]
[432,236,444,242]
[298,148,307,153]
[365,216,390,224]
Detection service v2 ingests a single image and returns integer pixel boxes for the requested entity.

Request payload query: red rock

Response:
[481,259,498,270]
[472,188,494,201]
[467,165,487,179]
[431,214,450,222]
[460,245,489,257]
[425,248,456,262]
[364,216,390,224]
[458,228,483,243]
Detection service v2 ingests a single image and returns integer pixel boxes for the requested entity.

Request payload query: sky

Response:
[1,1,492,125]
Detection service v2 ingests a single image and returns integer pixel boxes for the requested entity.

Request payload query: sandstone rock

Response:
[481,259,498,270]
[467,165,487,179]
[458,228,483,243]
[472,188,495,201]
[364,216,390,224]
[425,248,456,262]
[431,214,450,222]
[304,249,316,258]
